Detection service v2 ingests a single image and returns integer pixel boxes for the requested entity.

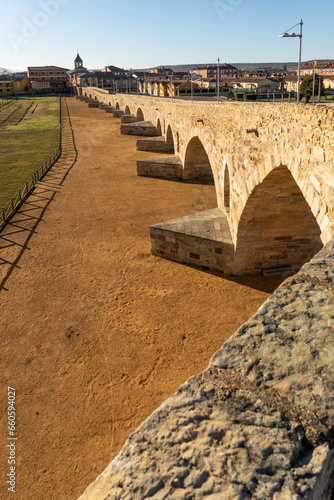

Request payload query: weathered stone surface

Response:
[79,368,333,500]
[211,240,334,434]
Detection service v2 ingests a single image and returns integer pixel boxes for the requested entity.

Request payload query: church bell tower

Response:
[75,52,83,70]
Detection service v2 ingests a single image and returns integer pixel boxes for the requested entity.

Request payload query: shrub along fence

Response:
[0,97,62,232]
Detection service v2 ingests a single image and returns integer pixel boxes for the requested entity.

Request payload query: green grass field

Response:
[0,97,59,207]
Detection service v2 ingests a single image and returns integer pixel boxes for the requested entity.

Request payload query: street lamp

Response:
[279,19,303,103]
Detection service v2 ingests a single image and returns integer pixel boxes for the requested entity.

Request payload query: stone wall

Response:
[79,241,334,500]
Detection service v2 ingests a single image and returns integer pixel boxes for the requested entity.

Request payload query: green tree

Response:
[300,75,325,103]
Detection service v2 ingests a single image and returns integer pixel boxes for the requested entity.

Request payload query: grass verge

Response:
[0,97,59,207]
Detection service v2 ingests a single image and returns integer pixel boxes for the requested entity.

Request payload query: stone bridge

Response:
[78,87,333,276]
[76,89,334,499]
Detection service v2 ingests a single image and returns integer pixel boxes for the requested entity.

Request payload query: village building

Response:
[189,63,238,79]
[198,76,234,91]
[0,76,14,94]
[232,77,280,92]
[27,65,69,93]
[0,75,31,95]
[167,80,199,97]
[323,76,334,90]
[301,61,334,77]
[12,77,31,94]
[150,67,174,76]
[101,65,127,76]
[283,75,299,92]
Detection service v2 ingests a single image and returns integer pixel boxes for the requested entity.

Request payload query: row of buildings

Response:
[1,55,334,97]
[136,76,311,97]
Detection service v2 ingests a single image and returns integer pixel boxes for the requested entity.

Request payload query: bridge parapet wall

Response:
[80,88,334,251]
[79,240,334,499]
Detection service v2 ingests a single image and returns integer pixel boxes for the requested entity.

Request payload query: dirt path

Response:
[0,97,282,499]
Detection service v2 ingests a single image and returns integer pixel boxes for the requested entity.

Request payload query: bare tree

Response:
[0,68,12,77]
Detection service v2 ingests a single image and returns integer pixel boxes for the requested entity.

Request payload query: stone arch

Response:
[125,105,131,115]
[116,102,120,110]
[157,119,162,136]
[234,166,323,275]
[108,102,111,107]
[95,96,98,100]
[137,108,144,122]
[89,94,92,99]
[166,125,175,154]
[183,136,213,180]
[224,165,230,212]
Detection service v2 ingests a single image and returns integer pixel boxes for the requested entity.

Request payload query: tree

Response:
[0,68,12,77]
[300,75,325,103]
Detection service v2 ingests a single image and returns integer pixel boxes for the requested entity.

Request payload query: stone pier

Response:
[120,121,159,136]
[137,136,175,154]
[137,155,183,179]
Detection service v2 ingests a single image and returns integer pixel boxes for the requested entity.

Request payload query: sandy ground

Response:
[0,98,282,499]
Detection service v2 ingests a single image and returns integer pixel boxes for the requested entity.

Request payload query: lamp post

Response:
[279,19,303,103]
[217,57,220,104]
[191,75,193,103]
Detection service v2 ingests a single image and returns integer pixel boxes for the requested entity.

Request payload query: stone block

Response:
[113,110,124,117]
[120,121,158,136]
[121,114,139,124]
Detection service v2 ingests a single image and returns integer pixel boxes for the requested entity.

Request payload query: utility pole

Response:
[217,57,220,104]
[297,19,303,104]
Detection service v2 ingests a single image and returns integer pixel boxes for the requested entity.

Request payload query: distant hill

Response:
[136,60,334,72]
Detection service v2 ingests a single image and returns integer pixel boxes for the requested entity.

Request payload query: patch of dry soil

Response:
[0,98,282,499]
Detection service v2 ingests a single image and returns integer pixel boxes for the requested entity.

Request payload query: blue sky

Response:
[1,0,334,71]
